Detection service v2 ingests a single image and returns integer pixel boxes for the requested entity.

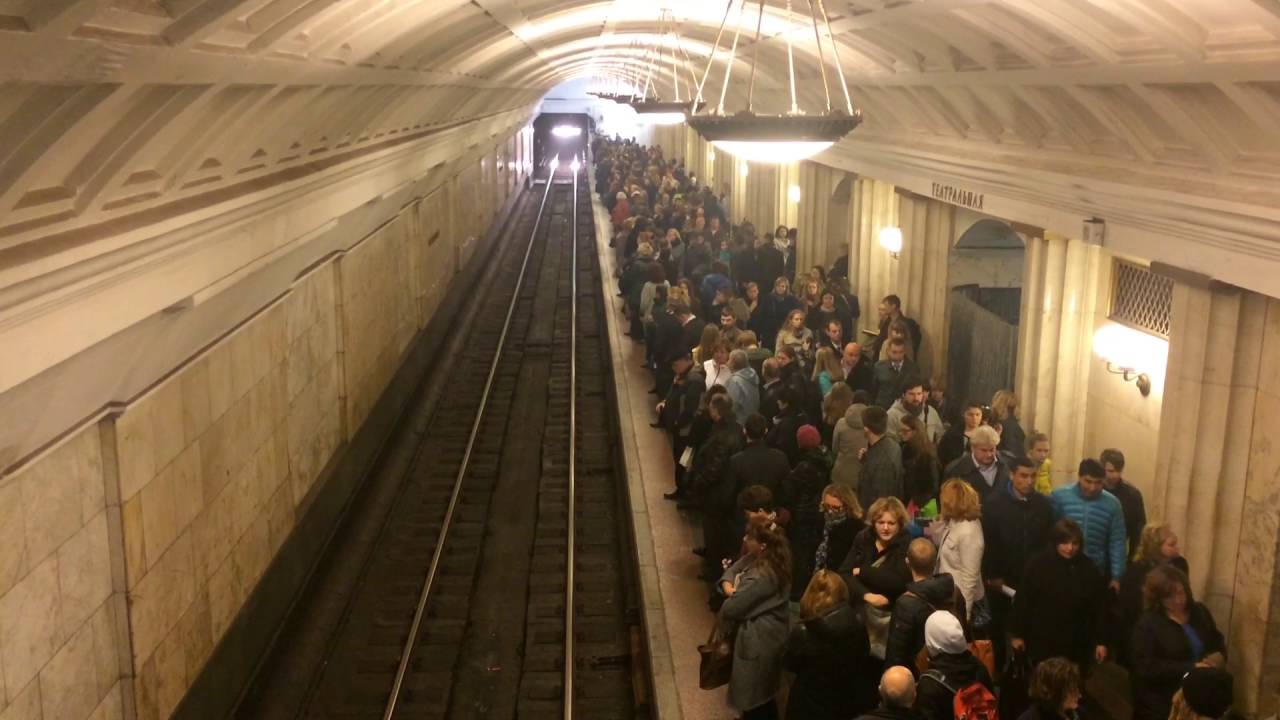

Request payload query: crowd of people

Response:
[591,135,1234,720]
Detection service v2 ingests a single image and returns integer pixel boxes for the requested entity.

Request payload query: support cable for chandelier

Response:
[688,0,863,163]
[628,10,703,125]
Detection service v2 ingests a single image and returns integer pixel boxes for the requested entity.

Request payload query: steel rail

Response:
[563,160,579,720]
[383,158,561,720]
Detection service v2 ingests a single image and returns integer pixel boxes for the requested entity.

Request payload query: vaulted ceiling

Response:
[3,0,1280,298]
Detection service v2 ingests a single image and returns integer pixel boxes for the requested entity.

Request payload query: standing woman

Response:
[1018,658,1084,720]
[813,484,865,574]
[899,415,941,514]
[718,521,793,719]
[812,346,845,397]
[830,400,868,492]
[784,569,877,720]
[819,382,855,450]
[693,324,722,366]
[776,308,815,366]
[837,497,914,658]
[1011,519,1109,672]
[799,279,824,327]
[991,390,1025,459]
[639,263,670,369]
[1119,524,1190,666]
[1130,565,1226,720]
[784,425,834,600]
[933,479,986,616]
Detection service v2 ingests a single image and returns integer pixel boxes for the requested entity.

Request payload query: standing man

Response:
[842,342,874,395]
[817,319,845,355]
[658,352,705,501]
[1100,448,1146,560]
[943,426,1008,503]
[886,376,944,444]
[859,406,904,510]
[982,456,1054,670]
[872,338,918,409]
[873,295,923,359]
[689,394,744,586]
[1051,458,1127,589]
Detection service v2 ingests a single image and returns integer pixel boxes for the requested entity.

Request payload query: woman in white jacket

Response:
[933,479,985,616]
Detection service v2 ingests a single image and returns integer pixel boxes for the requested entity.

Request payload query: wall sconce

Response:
[788,185,801,203]
[739,161,749,178]
[1092,323,1166,397]
[879,226,902,258]
[708,148,716,162]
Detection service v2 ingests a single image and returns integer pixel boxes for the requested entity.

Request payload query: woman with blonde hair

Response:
[820,382,855,448]
[991,389,1025,458]
[776,307,815,364]
[812,346,845,397]
[718,521,792,719]
[933,479,986,615]
[692,323,721,364]
[1119,523,1190,667]
[784,569,878,719]
[814,484,865,574]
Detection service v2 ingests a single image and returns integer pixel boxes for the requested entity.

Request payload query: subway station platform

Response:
[592,191,735,720]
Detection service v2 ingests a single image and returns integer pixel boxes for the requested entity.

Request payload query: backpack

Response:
[921,670,998,720]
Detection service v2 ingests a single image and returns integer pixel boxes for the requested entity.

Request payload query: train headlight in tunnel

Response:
[551,125,582,138]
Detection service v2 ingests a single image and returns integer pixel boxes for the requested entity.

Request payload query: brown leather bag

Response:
[698,619,735,690]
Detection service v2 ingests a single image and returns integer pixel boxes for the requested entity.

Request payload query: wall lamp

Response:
[1093,323,1166,397]
[879,226,902,259]
[788,185,801,203]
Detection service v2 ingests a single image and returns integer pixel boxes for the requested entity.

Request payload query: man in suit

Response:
[872,337,919,409]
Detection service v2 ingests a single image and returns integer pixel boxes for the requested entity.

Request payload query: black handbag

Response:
[698,618,735,690]
[999,647,1033,720]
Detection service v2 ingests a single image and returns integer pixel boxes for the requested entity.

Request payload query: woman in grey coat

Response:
[831,402,868,492]
[717,520,792,718]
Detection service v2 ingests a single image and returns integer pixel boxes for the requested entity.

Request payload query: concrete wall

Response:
[0,123,533,720]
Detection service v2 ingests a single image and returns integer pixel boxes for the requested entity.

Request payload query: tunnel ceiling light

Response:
[551,125,583,138]
[688,0,863,163]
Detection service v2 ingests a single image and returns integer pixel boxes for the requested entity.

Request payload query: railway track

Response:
[235,160,642,720]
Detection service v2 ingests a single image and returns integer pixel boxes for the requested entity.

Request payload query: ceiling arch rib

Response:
[0,0,1277,299]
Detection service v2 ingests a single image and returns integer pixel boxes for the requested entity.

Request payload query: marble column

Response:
[895,192,954,380]
[852,177,897,336]
[1014,232,1101,486]
[1152,276,1280,716]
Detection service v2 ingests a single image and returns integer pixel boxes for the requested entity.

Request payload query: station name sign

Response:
[931,182,984,211]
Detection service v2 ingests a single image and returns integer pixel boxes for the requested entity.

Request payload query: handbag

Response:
[698,618,735,690]
[999,646,1033,719]
[969,597,993,633]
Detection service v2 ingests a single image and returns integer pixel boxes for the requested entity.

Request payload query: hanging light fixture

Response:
[629,12,704,125]
[689,0,862,163]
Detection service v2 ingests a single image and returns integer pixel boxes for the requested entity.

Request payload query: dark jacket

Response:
[885,574,958,673]
[660,367,706,433]
[1130,604,1225,720]
[1118,556,1191,665]
[816,516,864,574]
[936,426,970,473]
[784,603,877,720]
[689,419,745,507]
[1012,548,1109,668]
[843,358,875,395]
[730,246,758,290]
[944,453,1010,504]
[755,245,786,289]
[785,447,835,599]
[767,407,806,467]
[872,359,919,409]
[981,483,1054,588]
[838,528,913,603]
[758,291,801,350]
[998,414,1026,458]
[1108,479,1147,560]
[918,652,994,720]
[729,441,791,502]
[859,437,904,511]
[854,705,923,720]
[902,444,941,509]
[874,315,923,359]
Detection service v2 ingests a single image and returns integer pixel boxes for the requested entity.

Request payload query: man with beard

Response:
[886,376,944,443]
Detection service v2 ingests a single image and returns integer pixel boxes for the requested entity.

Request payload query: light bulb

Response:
[738,162,749,178]
[1093,324,1168,375]
[879,226,903,254]
[788,185,801,203]
[711,140,834,164]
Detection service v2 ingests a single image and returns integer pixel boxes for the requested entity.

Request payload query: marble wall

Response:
[0,129,529,720]
[0,424,126,720]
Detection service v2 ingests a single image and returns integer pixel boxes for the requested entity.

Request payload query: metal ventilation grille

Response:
[1110,260,1173,338]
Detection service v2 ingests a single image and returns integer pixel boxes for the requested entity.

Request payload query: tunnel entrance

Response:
[533,112,590,168]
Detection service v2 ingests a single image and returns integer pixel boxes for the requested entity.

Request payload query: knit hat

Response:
[924,611,967,656]
[796,424,821,450]
[1182,668,1233,718]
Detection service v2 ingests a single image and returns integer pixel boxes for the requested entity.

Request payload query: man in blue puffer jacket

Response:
[1051,458,1127,589]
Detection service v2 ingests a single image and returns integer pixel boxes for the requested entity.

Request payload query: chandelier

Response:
[689,0,862,163]
[628,12,703,126]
